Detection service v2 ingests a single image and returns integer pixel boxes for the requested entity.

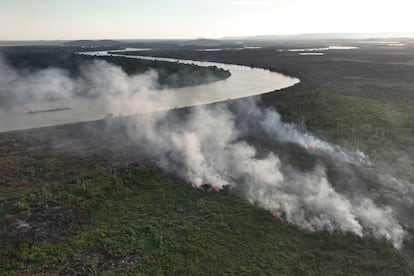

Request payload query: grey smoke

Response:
[0,57,161,109]
[0,54,412,249]
[125,99,408,248]
[0,56,75,104]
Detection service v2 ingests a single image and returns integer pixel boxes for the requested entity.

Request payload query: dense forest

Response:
[0,46,231,89]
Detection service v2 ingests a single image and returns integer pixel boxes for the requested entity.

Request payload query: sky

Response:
[0,0,413,40]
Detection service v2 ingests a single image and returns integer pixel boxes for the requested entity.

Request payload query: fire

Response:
[307,143,316,149]
[272,212,281,219]
[214,187,220,193]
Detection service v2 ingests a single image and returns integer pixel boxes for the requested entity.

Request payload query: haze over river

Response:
[0,49,299,132]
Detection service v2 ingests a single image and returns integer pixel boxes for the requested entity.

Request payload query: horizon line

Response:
[2,31,414,42]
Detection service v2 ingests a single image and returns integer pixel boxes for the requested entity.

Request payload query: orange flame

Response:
[214,187,220,193]
[272,212,281,218]
[307,143,316,149]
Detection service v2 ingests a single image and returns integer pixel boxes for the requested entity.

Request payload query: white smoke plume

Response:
[124,99,407,248]
[0,57,160,105]
[0,56,167,130]
[0,57,75,104]
[0,53,412,248]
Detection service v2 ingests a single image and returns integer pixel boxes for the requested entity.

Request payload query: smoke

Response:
[0,55,74,104]
[1,53,412,249]
[0,56,161,108]
[79,60,159,98]
[124,98,408,248]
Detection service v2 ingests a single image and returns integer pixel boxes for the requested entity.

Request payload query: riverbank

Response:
[0,47,297,132]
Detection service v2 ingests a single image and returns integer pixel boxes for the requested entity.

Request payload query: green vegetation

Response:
[95,55,231,88]
[1,161,412,275]
[274,91,413,159]
[0,46,230,89]
[264,83,414,187]
[146,43,414,266]
[1,43,414,274]
[0,111,413,274]
[259,47,414,263]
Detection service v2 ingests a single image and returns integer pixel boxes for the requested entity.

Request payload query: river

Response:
[0,49,299,132]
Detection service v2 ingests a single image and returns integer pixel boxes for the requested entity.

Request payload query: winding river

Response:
[0,49,299,132]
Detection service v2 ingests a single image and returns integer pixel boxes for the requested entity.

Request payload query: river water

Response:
[0,49,299,132]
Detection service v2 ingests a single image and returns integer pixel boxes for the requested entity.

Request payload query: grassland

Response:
[0,135,412,275]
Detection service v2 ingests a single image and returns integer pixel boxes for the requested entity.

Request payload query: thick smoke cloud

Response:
[125,98,408,248]
[1,53,412,249]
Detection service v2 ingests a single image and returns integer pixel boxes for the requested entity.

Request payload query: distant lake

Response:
[278,45,358,53]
